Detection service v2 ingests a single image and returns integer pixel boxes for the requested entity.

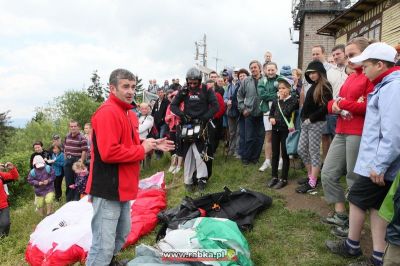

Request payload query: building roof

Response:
[317,0,386,36]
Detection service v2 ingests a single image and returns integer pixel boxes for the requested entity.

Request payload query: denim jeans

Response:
[238,116,245,157]
[243,115,265,162]
[0,207,10,237]
[86,196,131,266]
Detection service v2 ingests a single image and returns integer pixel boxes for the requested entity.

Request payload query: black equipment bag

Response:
[156,187,273,240]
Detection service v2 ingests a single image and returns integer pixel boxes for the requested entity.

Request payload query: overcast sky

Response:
[0,0,298,126]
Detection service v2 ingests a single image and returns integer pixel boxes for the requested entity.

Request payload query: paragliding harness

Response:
[156,186,273,240]
[177,84,214,162]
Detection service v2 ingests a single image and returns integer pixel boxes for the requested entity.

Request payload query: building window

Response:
[347,18,381,41]
[369,19,381,40]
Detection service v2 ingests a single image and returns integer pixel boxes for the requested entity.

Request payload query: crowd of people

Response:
[0,39,399,265]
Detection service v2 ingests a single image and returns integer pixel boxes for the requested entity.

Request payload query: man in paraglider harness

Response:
[170,67,219,193]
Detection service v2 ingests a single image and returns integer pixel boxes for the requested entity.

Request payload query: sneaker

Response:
[172,166,181,174]
[295,182,316,193]
[331,224,349,238]
[297,177,309,185]
[348,257,375,266]
[325,239,362,258]
[168,165,176,173]
[110,256,128,266]
[321,212,348,227]
[185,184,194,193]
[272,179,287,189]
[259,160,271,172]
[278,159,283,170]
[267,177,279,188]
[198,179,207,191]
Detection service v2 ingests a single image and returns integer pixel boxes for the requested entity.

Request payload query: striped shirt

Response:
[64,133,88,157]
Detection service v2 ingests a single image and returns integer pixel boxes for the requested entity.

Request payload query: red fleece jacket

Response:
[327,68,374,135]
[86,94,145,201]
[0,168,19,209]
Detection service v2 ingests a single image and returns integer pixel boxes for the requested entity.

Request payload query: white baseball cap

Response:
[350,42,397,64]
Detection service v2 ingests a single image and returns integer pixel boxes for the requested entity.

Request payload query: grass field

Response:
[1,150,358,266]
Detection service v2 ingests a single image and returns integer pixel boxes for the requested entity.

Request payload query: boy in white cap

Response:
[326,42,400,266]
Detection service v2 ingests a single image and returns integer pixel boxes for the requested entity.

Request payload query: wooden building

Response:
[317,0,400,46]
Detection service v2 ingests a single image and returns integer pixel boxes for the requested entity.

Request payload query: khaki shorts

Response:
[36,192,55,208]
[383,243,400,266]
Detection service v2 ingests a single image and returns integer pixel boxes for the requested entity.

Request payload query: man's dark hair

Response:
[332,44,345,53]
[313,45,326,54]
[365,59,395,68]
[263,62,278,69]
[249,60,262,70]
[33,141,43,148]
[209,71,218,77]
[109,69,136,87]
[237,68,250,77]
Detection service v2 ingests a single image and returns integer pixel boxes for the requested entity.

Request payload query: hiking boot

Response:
[321,212,348,227]
[348,257,375,266]
[185,184,194,193]
[331,224,349,238]
[259,160,271,172]
[325,239,362,258]
[198,179,207,191]
[272,179,287,189]
[267,177,278,188]
[297,177,309,185]
[295,182,316,193]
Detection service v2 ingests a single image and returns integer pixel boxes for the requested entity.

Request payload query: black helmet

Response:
[186,67,202,81]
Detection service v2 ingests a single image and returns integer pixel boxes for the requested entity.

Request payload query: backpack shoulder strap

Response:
[30,168,36,178]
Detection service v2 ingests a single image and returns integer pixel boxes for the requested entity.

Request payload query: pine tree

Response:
[87,70,105,103]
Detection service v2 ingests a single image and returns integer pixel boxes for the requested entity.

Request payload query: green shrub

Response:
[1,151,33,207]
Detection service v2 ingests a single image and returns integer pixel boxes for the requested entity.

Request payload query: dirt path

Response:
[275,174,372,255]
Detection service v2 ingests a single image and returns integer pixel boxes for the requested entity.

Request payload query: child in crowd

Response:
[27,155,56,217]
[296,60,333,193]
[267,77,299,189]
[165,89,183,174]
[69,161,89,199]
[0,162,19,237]
[47,144,64,202]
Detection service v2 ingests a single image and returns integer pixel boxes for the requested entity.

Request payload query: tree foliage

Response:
[87,70,106,103]
[56,90,101,127]
[0,111,15,157]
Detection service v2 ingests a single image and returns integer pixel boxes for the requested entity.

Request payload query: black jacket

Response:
[269,96,299,130]
[170,84,219,122]
[152,97,169,128]
[301,83,333,123]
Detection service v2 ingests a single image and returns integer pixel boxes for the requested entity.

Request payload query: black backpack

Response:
[156,187,273,240]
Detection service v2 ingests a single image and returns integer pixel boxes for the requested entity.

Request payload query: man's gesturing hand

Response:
[142,138,157,153]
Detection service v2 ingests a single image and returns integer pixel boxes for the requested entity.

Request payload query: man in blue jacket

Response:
[326,43,400,266]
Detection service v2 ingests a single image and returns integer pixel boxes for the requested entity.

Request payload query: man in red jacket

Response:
[85,69,174,266]
[0,162,19,238]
